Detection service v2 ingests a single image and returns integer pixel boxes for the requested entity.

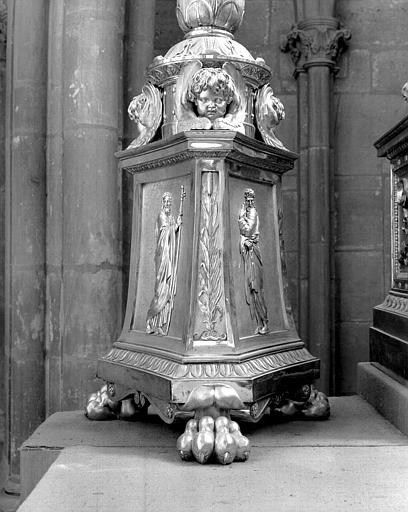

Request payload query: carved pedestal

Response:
[88,0,330,464]
[371,117,408,379]
[96,131,322,425]
[358,115,408,437]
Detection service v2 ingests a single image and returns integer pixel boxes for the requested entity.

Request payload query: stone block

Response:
[282,189,298,251]
[18,398,408,512]
[335,251,384,322]
[270,0,294,29]
[238,0,271,47]
[279,51,298,93]
[372,50,408,94]
[334,94,404,176]
[358,362,408,437]
[282,172,297,191]
[336,321,370,394]
[154,1,180,53]
[12,85,47,134]
[335,175,384,251]
[334,49,371,94]
[274,93,298,150]
[19,410,178,500]
[336,0,408,49]
[62,129,120,266]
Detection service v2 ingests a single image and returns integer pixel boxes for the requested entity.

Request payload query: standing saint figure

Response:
[238,188,269,335]
[146,191,183,335]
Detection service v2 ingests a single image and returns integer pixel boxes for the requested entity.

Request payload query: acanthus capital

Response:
[281,18,351,72]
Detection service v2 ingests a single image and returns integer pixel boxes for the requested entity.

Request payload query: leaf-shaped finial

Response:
[176,0,245,34]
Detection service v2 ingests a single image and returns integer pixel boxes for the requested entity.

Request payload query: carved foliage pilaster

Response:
[193,159,227,343]
[281,21,351,71]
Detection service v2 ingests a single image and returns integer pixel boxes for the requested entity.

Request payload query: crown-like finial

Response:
[176,0,245,34]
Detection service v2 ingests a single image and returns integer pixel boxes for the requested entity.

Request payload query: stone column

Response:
[122,0,156,306]
[282,0,350,393]
[5,0,48,481]
[123,0,156,146]
[0,0,7,484]
[46,0,125,413]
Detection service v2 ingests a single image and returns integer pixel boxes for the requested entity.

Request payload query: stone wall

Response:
[154,0,408,394]
[0,2,407,485]
[0,0,6,487]
[334,0,408,392]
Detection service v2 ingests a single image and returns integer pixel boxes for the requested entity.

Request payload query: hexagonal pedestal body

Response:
[97,131,320,423]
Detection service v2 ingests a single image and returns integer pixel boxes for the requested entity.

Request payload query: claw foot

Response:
[273,385,330,420]
[85,384,120,420]
[86,385,149,421]
[177,416,250,464]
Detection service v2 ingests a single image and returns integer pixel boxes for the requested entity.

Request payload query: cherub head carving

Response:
[187,68,236,121]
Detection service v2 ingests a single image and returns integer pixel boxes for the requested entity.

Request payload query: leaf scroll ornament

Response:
[194,172,226,341]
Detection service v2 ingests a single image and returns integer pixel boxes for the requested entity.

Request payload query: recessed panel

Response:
[229,176,288,340]
[132,175,192,340]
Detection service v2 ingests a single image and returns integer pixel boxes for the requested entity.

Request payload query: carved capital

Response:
[0,0,6,47]
[281,18,351,73]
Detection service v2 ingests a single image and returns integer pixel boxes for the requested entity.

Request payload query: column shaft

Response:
[5,0,48,476]
[122,0,156,307]
[45,0,64,415]
[307,66,332,390]
[0,0,7,464]
[297,70,310,343]
[123,0,156,145]
[281,1,350,394]
[45,0,125,412]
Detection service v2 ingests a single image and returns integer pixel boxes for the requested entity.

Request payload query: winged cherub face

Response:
[194,89,229,120]
[188,68,235,122]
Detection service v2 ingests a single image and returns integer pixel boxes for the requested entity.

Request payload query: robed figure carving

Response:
[146,190,184,336]
[238,188,269,335]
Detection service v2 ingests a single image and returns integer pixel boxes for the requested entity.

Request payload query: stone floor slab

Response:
[22,395,408,450]
[18,444,408,512]
[15,395,408,511]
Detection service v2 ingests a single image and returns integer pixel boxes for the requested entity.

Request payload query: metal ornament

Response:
[194,170,227,342]
[255,84,286,149]
[124,0,285,146]
[145,188,185,336]
[127,83,162,148]
[87,0,330,466]
[238,188,269,334]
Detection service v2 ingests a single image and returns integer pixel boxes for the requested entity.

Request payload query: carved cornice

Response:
[375,115,408,157]
[0,0,6,46]
[124,151,228,174]
[100,347,316,380]
[281,18,351,74]
[121,149,294,175]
